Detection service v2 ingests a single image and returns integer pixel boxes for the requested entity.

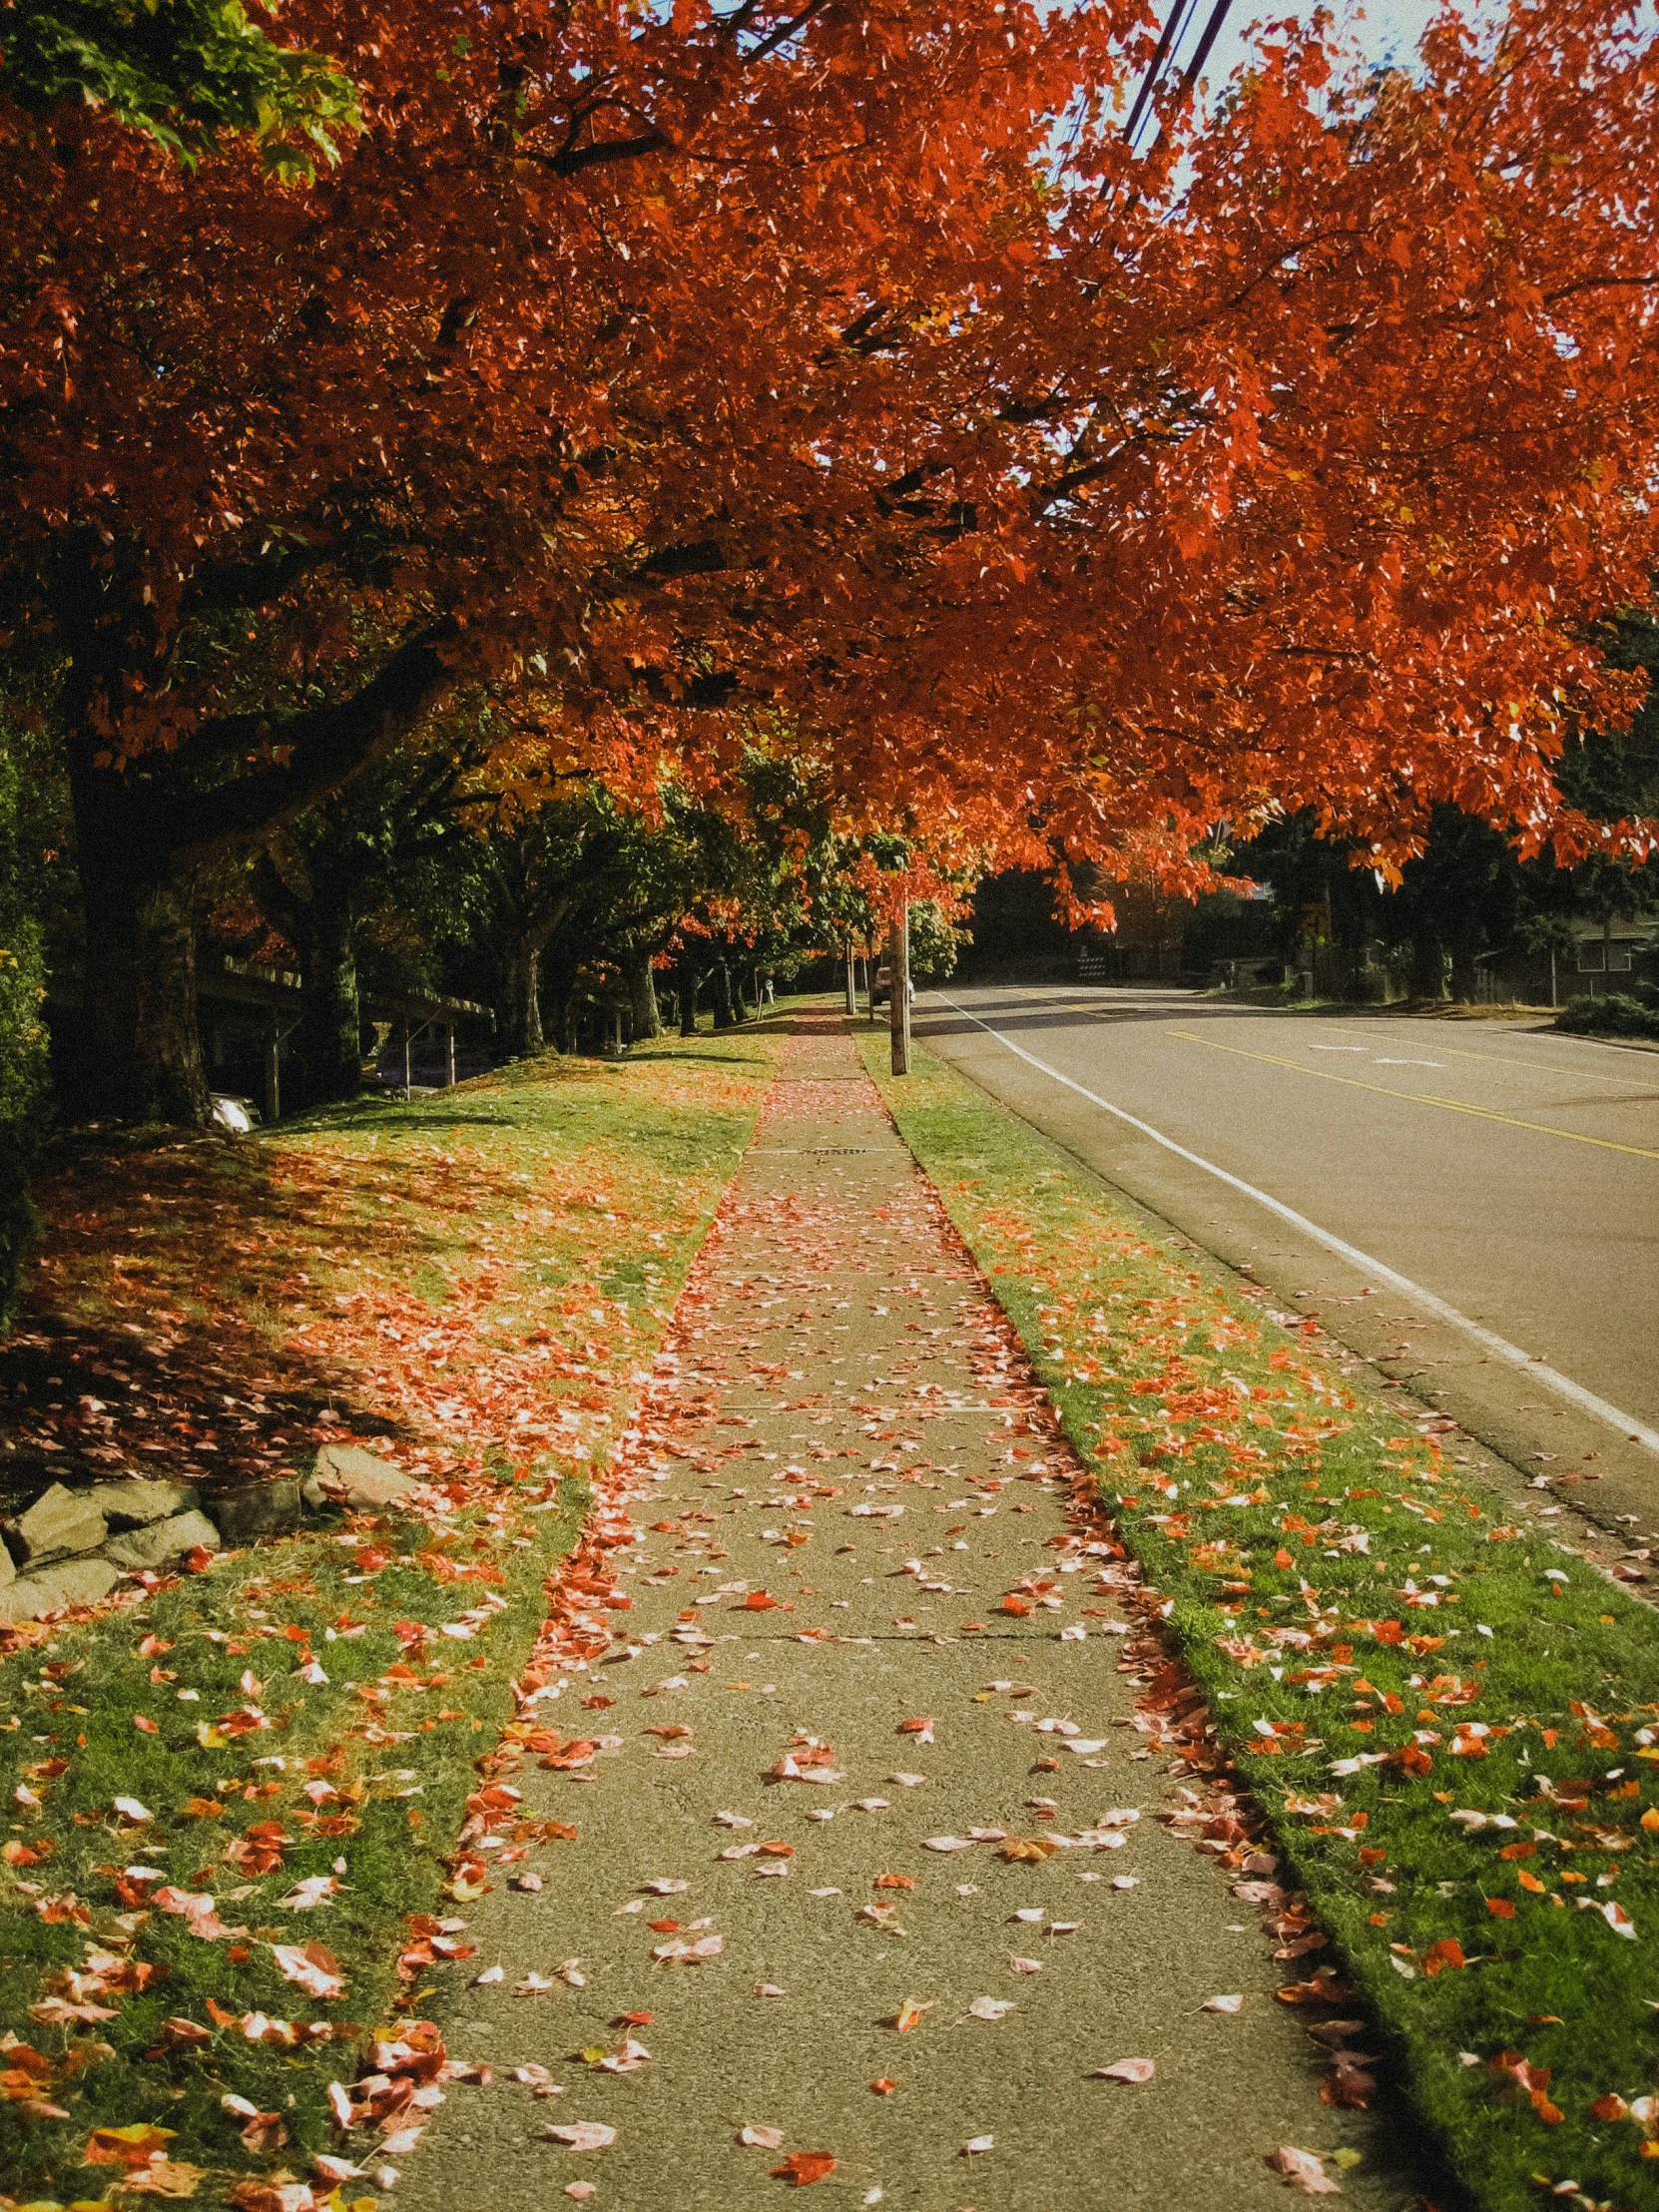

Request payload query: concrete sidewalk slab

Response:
[398,1016,1425,2211]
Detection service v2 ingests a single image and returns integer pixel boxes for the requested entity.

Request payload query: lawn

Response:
[863,1033,1659,2212]
[0,1025,783,2212]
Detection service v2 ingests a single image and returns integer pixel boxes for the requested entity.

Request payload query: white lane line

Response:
[933,992,1659,1457]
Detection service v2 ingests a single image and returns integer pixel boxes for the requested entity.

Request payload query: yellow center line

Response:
[1313,1023,1658,1088]
[1169,1029,1659,1162]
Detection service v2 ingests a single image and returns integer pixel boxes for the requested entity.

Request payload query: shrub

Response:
[1554,987,1659,1039]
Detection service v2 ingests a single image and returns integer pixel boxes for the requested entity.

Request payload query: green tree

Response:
[1,0,357,175]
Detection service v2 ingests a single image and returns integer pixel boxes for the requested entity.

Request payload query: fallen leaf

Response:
[122,2157,206,2197]
[962,2134,995,2155]
[1267,2145,1342,2194]
[271,1941,345,2000]
[1090,2058,1155,2083]
[739,2124,787,2149]
[84,2122,178,2168]
[968,1997,1015,2021]
[1203,1994,1245,2014]
[772,2151,836,2186]
[277,1876,339,1912]
[542,2121,617,2150]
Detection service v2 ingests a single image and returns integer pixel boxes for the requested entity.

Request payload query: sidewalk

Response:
[399,1015,1419,2210]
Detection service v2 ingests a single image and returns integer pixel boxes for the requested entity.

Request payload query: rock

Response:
[303,1443,421,1511]
[0,1555,120,1626]
[204,1478,301,1546]
[0,1541,14,1587]
[105,1509,223,1572]
[83,1477,192,1530]
[7,1482,108,1566]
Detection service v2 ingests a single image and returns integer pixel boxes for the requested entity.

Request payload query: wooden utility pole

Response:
[889,899,910,1076]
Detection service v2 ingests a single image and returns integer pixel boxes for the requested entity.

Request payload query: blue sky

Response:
[1171,0,1493,110]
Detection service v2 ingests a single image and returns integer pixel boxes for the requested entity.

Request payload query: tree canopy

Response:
[2,0,1656,1115]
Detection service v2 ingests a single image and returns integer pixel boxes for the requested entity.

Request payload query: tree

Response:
[249,732,487,1102]
[5,0,1659,1120]
[0,713,50,1323]
[1,0,357,174]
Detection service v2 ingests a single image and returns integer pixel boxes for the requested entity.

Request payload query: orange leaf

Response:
[84,2123,178,2168]
[772,2151,836,2186]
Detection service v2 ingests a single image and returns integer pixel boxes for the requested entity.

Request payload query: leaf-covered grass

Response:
[0,1027,784,2209]
[0,1489,586,2205]
[864,1036,1659,2212]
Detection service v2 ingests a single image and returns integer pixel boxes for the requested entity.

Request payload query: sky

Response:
[1144,0,1491,133]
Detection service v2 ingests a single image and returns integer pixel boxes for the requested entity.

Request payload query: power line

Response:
[1121,0,1235,154]
[1121,0,1198,147]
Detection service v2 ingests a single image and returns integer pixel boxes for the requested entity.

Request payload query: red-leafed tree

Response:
[2,0,1656,1121]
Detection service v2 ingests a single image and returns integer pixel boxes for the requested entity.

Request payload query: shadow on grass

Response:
[0,1125,451,1512]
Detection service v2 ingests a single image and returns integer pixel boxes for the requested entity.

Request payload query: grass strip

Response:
[0,1027,783,2211]
[861,1034,1659,2212]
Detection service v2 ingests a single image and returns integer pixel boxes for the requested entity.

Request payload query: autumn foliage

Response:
[2,0,1657,1111]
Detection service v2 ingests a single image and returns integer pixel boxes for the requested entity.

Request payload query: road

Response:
[915,982,1659,1532]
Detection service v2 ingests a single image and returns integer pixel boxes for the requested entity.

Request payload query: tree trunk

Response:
[888,903,911,1077]
[1408,934,1447,1000]
[625,949,662,1040]
[711,960,736,1029]
[296,893,362,1106]
[502,940,545,1058]
[678,954,700,1037]
[80,860,210,1125]
[1448,943,1480,1003]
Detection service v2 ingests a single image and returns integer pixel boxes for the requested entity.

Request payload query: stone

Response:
[204,1477,301,1546]
[83,1476,192,1530]
[105,1509,224,1572]
[7,1482,108,1566]
[0,1555,119,1626]
[303,1443,422,1511]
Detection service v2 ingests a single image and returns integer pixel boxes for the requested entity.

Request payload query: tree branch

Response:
[165,621,459,862]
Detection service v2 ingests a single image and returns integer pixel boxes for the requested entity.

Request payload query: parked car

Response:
[870,964,915,1008]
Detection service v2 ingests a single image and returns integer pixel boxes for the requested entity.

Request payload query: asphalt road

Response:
[915,982,1659,1534]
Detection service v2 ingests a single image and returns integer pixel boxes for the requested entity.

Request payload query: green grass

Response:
[863,1035,1659,2212]
[0,1025,785,2209]
[0,1486,587,2206]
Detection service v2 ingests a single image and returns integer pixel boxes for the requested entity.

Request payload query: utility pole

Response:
[889,900,910,1077]
[843,940,856,1015]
